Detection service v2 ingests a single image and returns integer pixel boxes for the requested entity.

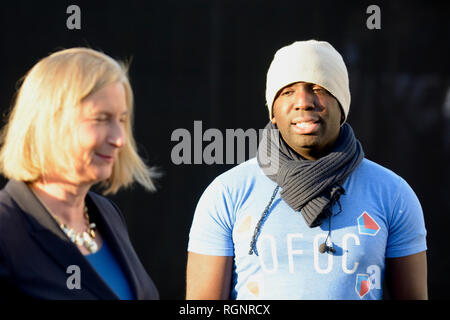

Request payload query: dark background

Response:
[0,0,449,299]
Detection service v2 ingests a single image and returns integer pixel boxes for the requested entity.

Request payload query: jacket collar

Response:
[5,180,119,299]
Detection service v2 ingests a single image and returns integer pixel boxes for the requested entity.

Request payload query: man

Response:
[186,40,427,300]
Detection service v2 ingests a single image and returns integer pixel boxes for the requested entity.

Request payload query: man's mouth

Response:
[291,117,321,134]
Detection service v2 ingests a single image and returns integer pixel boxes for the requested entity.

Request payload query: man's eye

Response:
[312,87,328,94]
[281,90,294,96]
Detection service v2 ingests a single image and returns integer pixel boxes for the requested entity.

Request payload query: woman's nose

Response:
[108,123,125,148]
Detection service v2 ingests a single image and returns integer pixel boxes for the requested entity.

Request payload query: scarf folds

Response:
[257,122,364,227]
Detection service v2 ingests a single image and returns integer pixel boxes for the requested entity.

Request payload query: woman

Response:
[0,48,159,299]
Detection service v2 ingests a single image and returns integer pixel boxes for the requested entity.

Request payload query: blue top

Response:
[188,158,427,300]
[85,239,135,300]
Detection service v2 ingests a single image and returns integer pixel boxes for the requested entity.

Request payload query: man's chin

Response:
[292,136,320,149]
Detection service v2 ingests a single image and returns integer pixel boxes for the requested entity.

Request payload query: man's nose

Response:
[294,89,315,111]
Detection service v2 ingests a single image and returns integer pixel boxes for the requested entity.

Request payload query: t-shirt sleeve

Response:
[385,178,427,258]
[188,178,235,256]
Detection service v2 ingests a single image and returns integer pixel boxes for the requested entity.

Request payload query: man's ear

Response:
[271,116,276,124]
[338,102,345,125]
[271,107,277,124]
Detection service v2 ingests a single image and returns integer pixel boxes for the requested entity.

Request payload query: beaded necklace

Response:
[58,206,98,254]
[30,188,99,254]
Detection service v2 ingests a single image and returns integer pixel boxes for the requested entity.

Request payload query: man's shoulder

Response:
[213,158,266,186]
[352,158,412,195]
[204,158,270,196]
[357,158,403,181]
[213,157,257,178]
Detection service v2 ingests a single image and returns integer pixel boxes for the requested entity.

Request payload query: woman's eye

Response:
[94,115,108,122]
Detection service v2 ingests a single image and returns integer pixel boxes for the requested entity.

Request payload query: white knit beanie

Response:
[265,40,350,122]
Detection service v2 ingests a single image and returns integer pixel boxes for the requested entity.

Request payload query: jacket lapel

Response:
[5,180,118,299]
[87,193,142,299]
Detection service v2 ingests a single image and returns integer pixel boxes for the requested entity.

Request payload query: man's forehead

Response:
[282,81,322,88]
[277,82,327,95]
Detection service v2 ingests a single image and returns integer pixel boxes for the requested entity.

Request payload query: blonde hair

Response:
[0,47,156,194]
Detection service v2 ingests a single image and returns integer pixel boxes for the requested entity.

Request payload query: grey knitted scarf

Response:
[256,121,364,228]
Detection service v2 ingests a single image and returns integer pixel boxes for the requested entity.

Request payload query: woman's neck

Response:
[29,179,91,227]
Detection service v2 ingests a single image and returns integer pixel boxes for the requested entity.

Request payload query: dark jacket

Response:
[0,180,159,299]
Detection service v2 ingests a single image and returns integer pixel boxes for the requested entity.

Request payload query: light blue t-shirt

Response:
[188,158,427,300]
[86,240,135,300]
